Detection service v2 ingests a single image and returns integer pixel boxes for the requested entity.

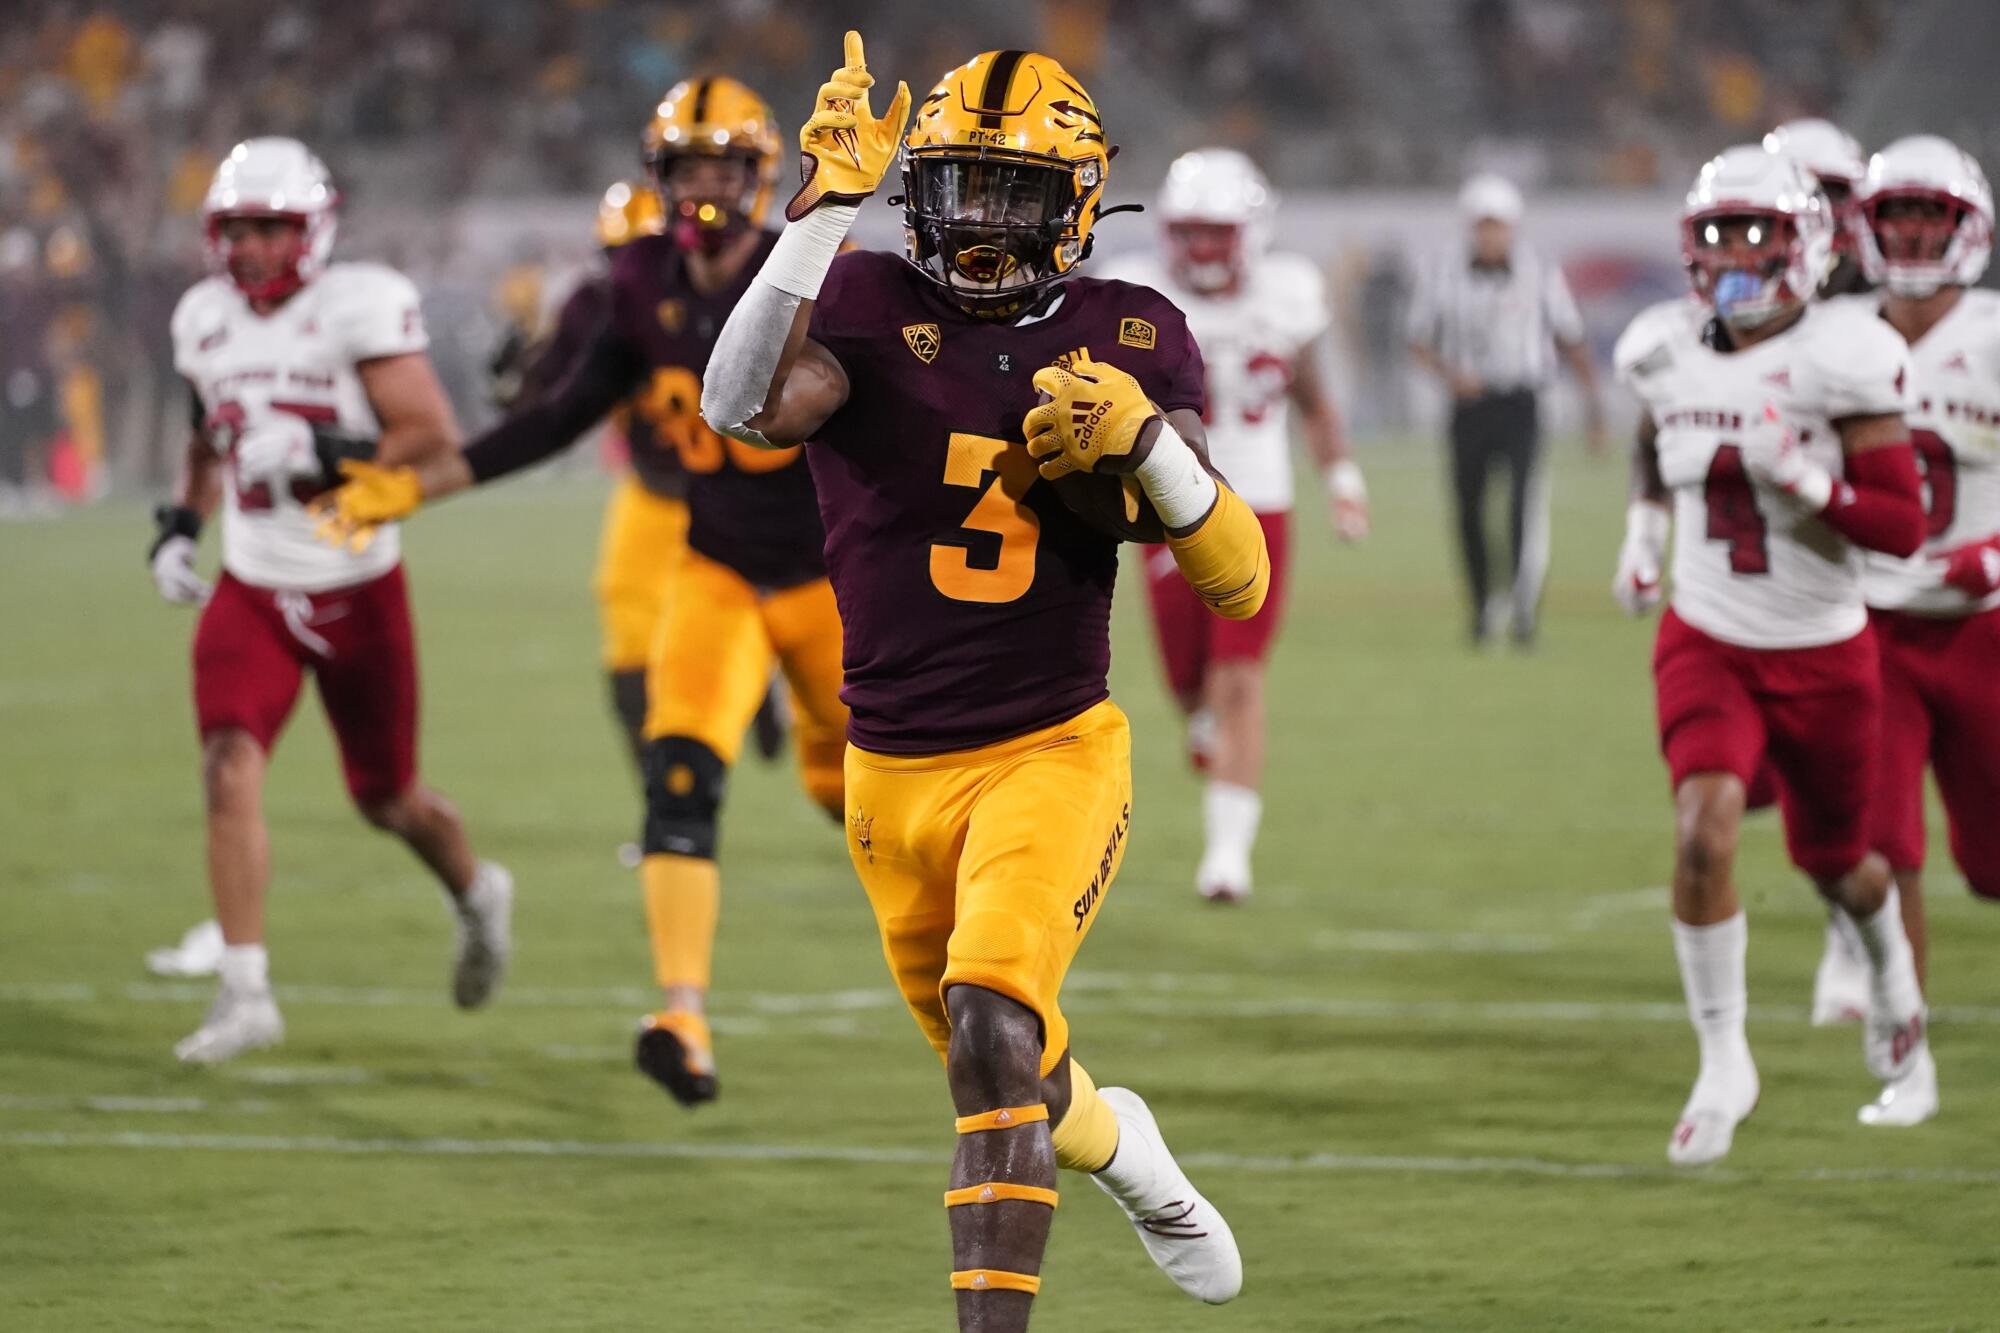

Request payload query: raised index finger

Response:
[844,29,866,72]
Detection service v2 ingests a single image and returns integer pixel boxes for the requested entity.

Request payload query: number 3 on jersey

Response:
[1704,442,1770,576]
[930,432,1040,604]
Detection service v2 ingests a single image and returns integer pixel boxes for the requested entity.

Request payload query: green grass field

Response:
[5,446,1998,1332]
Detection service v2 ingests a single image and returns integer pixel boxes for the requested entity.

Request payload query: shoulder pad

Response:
[1614,299,1697,383]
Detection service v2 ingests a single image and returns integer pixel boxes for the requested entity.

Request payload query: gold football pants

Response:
[594,477,689,673]
[844,701,1133,1076]
[644,548,846,813]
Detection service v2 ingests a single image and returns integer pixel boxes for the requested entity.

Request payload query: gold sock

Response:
[1051,1060,1120,1173]
[641,853,720,991]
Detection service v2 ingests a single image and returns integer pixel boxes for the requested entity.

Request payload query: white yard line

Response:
[4,1128,1998,1186]
[1311,929,1555,954]
[10,979,2000,1026]
[0,1093,270,1115]
[225,1066,375,1086]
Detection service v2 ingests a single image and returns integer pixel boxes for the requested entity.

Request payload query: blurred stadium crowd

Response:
[0,0,1911,502]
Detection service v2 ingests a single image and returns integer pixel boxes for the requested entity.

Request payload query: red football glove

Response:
[1943,535,2000,598]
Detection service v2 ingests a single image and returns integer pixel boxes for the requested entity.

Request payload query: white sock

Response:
[1851,886,1923,1013]
[452,861,501,917]
[219,943,269,993]
[1202,781,1262,871]
[1671,913,1749,1077]
[1825,906,1867,962]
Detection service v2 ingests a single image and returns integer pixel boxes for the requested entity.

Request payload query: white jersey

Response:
[1097,250,1330,512]
[1615,297,1911,649]
[1859,287,2000,616]
[172,262,428,593]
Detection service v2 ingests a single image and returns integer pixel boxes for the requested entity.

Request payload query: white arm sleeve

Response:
[701,205,857,444]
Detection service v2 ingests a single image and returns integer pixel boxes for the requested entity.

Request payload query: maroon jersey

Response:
[465,229,822,589]
[807,250,1205,754]
[523,274,685,500]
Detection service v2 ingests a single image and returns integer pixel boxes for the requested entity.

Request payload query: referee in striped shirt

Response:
[1408,174,1606,647]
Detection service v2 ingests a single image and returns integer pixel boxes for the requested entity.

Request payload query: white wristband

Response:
[1134,417,1219,529]
[763,204,858,299]
[1326,459,1366,502]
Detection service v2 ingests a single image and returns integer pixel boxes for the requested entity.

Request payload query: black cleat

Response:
[634,1015,718,1107]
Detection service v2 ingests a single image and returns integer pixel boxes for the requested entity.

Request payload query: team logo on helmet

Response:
[899,49,1119,315]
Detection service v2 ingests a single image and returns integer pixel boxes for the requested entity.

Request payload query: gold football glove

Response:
[786,30,911,221]
[1023,355,1162,480]
[309,459,423,553]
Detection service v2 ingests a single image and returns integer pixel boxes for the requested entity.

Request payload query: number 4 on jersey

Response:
[1704,442,1770,576]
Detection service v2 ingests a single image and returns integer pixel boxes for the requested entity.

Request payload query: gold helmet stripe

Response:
[690,76,713,126]
[974,49,1028,128]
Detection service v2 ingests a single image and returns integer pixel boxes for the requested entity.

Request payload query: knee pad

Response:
[642,736,727,859]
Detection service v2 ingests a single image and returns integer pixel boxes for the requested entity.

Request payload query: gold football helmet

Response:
[642,76,782,246]
[594,179,666,249]
[901,50,1113,314]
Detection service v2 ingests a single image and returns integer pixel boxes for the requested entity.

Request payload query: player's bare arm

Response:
[1836,411,1909,455]
[1290,334,1368,538]
[1631,409,1667,503]
[314,304,638,547]
[358,352,461,468]
[741,320,849,446]
[176,387,226,518]
[1612,410,1669,616]
[149,386,225,606]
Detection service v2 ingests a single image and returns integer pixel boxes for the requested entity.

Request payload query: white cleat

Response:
[451,861,513,1010]
[1859,1045,1938,1128]
[1810,914,1869,1026]
[1667,1053,1759,1168]
[174,985,284,1064]
[1091,1087,1242,1304]
[1863,995,1926,1083]
[146,919,225,978]
[1195,851,1251,905]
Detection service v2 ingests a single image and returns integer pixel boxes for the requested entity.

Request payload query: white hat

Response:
[1459,173,1523,223]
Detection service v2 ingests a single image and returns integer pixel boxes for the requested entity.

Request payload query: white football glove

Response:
[1327,459,1370,542]
[1741,401,1834,511]
[233,414,318,485]
[151,534,210,605]
[149,504,211,605]
[1612,500,1670,617]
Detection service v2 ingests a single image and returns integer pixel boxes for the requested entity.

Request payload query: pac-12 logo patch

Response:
[657,299,686,334]
[1117,317,1156,350]
[902,323,940,364]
